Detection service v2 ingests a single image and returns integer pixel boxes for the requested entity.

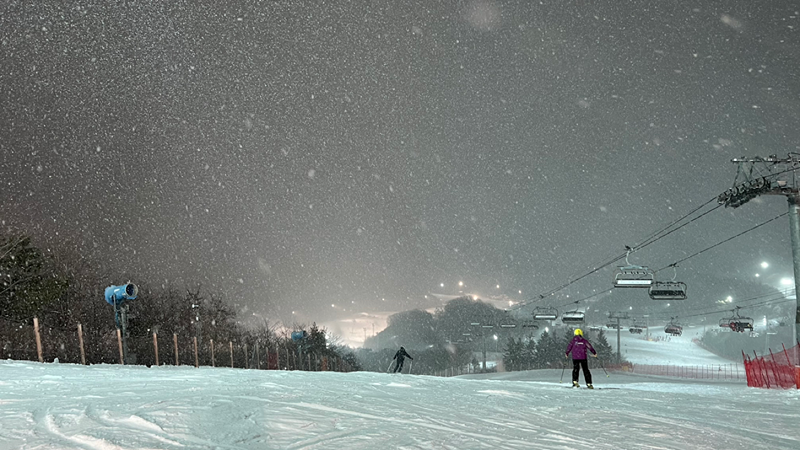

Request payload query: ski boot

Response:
[587,384,594,389]
[572,381,580,388]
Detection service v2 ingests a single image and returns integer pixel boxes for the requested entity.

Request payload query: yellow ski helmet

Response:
[574,329,583,336]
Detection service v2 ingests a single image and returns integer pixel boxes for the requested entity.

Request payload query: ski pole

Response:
[596,355,609,377]
[409,360,413,374]
[560,359,566,383]
[387,361,393,373]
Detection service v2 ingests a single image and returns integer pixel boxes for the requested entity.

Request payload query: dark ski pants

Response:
[572,359,592,385]
[393,359,405,373]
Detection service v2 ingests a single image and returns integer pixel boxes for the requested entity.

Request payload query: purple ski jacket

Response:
[566,336,596,360]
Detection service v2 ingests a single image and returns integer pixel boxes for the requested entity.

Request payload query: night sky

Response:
[2,1,798,328]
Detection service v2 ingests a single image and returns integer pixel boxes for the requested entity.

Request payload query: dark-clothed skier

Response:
[565,329,597,388]
[392,346,413,373]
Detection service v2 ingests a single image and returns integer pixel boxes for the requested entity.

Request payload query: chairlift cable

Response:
[633,203,724,252]
[518,185,788,309]
[632,197,719,251]
[644,292,794,322]
[528,195,725,302]
[652,212,788,273]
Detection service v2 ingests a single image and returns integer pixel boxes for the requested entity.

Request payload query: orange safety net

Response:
[742,342,800,389]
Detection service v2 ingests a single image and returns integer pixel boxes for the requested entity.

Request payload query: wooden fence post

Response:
[153,332,159,366]
[173,333,179,366]
[33,317,43,363]
[77,323,86,365]
[210,339,215,367]
[229,341,234,368]
[116,329,124,365]
[193,336,199,368]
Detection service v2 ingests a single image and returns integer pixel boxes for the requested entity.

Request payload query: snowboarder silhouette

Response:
[392,346,413,373]
[565,329,597,388]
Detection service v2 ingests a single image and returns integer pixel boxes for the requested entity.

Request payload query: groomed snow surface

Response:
[1,329,799,449]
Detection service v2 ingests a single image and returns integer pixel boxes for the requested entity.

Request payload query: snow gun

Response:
[104,283,138,306]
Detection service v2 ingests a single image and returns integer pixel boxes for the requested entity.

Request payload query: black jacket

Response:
[393,348,413,361]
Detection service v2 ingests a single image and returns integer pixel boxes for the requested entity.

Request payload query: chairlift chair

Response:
[521,321,539,329]
[561,310,585,325]
[720,307,754,333]
[664,318,682,336]
[648,281,688,300]
[613,265,655,287]
[532,306,558,321]
[629,321,644,334]
[613,247,655,288]
[729,317,754,333]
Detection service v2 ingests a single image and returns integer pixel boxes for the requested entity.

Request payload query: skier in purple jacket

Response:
[565,329,597,388]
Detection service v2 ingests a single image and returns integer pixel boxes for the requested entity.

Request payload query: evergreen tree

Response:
[535,330,561,368]
[522,336,537,370]
[592,328,614,364]
[0,234,68,321]
[502,337,524,371]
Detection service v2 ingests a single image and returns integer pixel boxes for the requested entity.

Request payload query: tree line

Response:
[502,327,616,371]
[0,232,360,370]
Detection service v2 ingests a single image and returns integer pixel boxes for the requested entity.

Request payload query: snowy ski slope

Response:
[0,330,798,449]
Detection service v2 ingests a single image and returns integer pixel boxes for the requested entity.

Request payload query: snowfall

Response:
[1,326,799,449]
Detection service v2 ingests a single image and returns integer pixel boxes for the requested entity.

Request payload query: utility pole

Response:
[608,311,629,363]
[719,155,800,348]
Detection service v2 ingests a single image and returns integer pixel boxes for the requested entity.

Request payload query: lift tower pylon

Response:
[719,154,800,349]
[608,311,629,364]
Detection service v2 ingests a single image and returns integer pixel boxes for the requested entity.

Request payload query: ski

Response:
[563,386,618,390]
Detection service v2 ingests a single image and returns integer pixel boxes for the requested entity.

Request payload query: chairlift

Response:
[649,281,688,300]
[629,320,645,334]
[521,321,539,329]
[664,317,682,336]
[561,305,585,325]
[648,265,687,300]
[532,306,558,321]
[720,307,754,333]
[613,248,654,287]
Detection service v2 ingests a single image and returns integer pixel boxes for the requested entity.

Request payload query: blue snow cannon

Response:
[291,330,307,341]
[104,283,138,306]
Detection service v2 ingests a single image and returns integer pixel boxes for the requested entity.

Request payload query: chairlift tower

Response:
[718,154,800,347]
[608,311,629,363]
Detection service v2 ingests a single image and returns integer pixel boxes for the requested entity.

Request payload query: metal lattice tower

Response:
[719,154,800,349]
[608,311,629,363]
[718,154,800,209]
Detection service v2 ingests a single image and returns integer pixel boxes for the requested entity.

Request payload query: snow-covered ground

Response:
[1,329,798,449]
[608,325,737,365]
